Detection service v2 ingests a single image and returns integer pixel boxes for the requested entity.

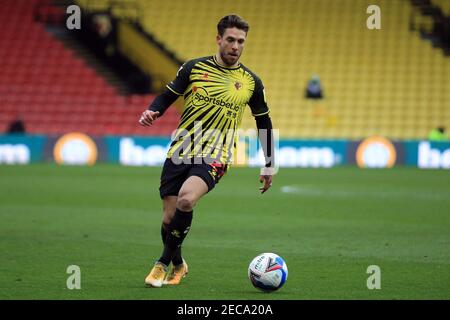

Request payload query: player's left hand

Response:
[259,175,273,194]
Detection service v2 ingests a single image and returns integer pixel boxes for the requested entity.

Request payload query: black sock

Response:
[161,223,183,266]
[161,223,168,244]
[159,209,193,266]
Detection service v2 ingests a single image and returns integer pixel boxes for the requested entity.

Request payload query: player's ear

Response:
[216,34,222,44]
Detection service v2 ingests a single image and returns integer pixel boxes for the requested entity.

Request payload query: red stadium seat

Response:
[0,0,171,136]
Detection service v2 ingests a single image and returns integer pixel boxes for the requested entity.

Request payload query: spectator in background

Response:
[305,74,323,99]
[7,117,26,134]
[428,126,448,141]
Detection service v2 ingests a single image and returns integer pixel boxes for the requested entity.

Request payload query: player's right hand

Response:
[139,110,160,126]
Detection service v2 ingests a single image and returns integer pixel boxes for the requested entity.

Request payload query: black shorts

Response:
[159,158,228,198]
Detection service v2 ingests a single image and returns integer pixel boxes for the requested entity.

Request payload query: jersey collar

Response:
[213,55,241,70]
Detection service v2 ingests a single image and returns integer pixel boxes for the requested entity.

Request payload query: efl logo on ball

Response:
[248,253,288,292]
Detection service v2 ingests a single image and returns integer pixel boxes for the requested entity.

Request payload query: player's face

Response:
[216,27,246,66]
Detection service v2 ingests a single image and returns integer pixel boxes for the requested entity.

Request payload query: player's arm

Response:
[248,77,275,194]
[256,114,274,194]
[139,60,194,127]
[139,89,179,126]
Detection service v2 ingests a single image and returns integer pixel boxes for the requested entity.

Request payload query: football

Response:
[248,253,288,292]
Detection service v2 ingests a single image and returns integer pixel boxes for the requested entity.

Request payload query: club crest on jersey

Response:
[234,81,242,90]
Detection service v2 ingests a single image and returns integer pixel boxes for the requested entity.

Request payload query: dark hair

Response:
[217,14,249,36]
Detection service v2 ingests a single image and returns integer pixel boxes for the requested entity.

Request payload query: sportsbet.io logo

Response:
[192,86,240,112]
[53,132,98,165]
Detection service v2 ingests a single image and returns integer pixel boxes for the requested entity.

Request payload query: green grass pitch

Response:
[0,164,449,300]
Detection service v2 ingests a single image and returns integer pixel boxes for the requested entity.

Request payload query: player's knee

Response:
[177,195,195,212]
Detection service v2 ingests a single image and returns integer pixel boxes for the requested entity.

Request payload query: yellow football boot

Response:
[145,262,168,288]
[163,259,189,285]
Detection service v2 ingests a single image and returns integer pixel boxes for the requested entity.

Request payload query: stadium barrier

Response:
[1,134,449,169]
[0,135,46,164]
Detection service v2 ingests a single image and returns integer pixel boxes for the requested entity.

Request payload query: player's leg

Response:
[145,159,188,288]
[161,196,183,266]
[162,176,209,284]
[162,196,177,225]
[163,161,227,260]
[148,176,207,288]
[161,196,176,246]
[162,162,228,285]
[146,160,226,287]
[159,175,208,264]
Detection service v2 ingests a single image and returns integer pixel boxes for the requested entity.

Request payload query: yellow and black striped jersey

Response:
[166,55,270,164]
